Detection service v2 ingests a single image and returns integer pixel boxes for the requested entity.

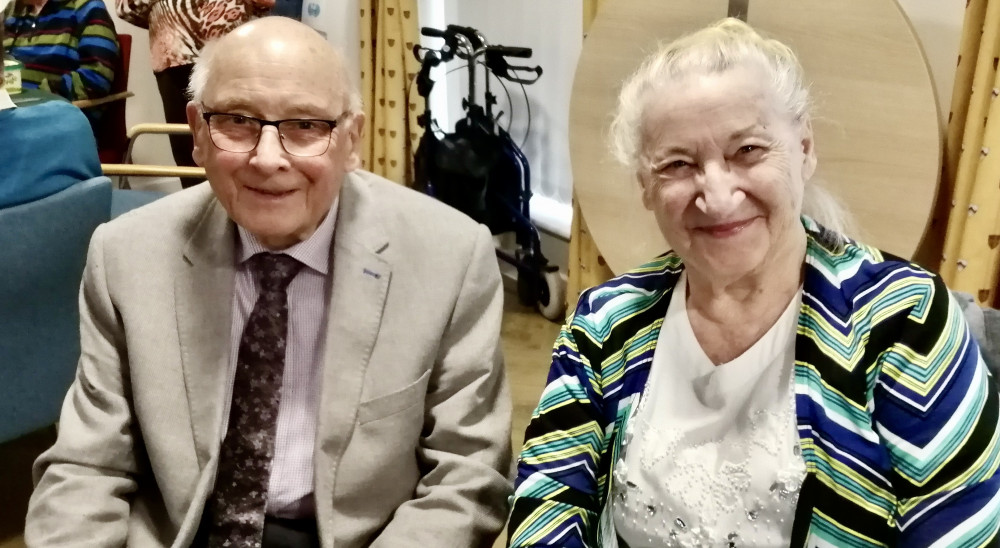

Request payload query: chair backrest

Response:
[96,33,132,164]
[111,188,167,218]
[0,177,113,443]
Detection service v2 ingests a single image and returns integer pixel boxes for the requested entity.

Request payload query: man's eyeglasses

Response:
[200,109,349,157]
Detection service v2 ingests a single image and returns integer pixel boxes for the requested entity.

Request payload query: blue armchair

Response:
[0,176,164,443]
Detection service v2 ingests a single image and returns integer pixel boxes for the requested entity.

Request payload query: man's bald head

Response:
[187,17,361,113]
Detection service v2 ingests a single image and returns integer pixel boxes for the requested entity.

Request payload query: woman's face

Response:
[637,66,816,284]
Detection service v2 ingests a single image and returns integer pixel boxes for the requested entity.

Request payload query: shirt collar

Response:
[0,89,15,110]
[236,198,338,275]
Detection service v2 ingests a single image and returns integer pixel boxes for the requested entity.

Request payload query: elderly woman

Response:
[508,18,1000,548]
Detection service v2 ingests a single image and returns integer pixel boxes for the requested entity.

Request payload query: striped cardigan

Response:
[3,0,119,103]
[509,221,1000,547]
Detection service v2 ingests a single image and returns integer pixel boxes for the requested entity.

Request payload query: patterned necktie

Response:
[205,253,304,548]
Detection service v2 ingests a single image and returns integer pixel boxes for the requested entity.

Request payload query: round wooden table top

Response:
[571,0,941,275]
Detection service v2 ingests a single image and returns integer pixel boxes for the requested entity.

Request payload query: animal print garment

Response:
[116,0,270,72]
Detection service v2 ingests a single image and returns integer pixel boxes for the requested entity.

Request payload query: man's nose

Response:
[695,164,746,217]
[251,126,289,168]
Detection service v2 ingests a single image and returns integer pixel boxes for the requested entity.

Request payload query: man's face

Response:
[187,44,362,250]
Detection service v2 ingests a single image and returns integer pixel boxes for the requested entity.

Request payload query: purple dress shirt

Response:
[221,203,338,519]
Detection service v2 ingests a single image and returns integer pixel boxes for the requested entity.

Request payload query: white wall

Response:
[108,14,171,167]
[302,0,359,83]
[419,0,580,240]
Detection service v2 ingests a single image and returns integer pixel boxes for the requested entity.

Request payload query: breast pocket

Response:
[357,369,431,425]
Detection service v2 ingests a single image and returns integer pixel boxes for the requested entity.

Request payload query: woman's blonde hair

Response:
[608,18,852,236]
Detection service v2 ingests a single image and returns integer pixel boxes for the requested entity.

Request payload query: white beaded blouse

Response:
[612,272,806,547]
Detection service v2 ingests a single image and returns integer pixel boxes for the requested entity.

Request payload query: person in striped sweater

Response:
[2,0,118,126]
[508,18,1000,548]
[0,8,102,207]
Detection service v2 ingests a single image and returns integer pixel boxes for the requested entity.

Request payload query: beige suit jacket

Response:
[25,170,512,547]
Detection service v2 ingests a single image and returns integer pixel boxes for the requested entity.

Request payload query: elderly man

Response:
[25,16,512,548]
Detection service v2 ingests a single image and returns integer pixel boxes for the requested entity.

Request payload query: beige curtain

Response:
[568,0,616,304]
[583,0,602,34]
[938,0,1000,305]
[359,0,423,185]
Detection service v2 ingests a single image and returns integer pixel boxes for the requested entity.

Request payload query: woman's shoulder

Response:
[23,101,97,149]
[18,99,89,121]
[803,221,942,315]
[567,253,681,340]
[805,219,935,281]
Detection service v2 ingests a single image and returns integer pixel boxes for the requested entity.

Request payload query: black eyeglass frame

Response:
[200,109,349,157]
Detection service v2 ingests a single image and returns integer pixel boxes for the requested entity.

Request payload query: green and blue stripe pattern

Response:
[509,219,1000,547]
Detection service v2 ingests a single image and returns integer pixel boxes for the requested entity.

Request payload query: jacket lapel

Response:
[312,172,391,525]
[791,226,861,546]
[175,195,237,469]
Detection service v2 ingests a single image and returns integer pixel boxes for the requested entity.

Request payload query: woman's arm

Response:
[508,318,609,548]
[874,275,1000,546]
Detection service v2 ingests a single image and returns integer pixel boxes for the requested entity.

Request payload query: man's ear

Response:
[342,111,365,171]
[186,101,206,167]
[800,116,817,181]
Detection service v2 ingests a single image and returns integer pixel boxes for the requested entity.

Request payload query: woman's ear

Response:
[800,117,817,180]
[638,170,655,210]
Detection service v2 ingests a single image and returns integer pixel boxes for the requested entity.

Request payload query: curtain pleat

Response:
[939,0,1000,305]
[359,0,423,186]
[583,0,601,34]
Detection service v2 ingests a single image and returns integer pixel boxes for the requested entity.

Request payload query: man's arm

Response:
[25,224,141,547]
[875,276,1000,545]
[44,0,119,102]
[370,226,513,548]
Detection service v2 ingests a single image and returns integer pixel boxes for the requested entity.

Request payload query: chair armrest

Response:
[101,163,206,178]
[126,123,192,138]
[71,91,135,109]
[122,123,194,167]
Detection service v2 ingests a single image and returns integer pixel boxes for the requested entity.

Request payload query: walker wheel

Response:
[537,269,567,322]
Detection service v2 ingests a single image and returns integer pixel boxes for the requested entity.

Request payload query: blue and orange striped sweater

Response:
[509,219,1000,547]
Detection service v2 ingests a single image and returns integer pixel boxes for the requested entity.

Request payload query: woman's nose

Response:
[695,164,745,217]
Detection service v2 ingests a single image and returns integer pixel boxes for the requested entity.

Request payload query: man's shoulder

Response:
[98,184,217,250]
